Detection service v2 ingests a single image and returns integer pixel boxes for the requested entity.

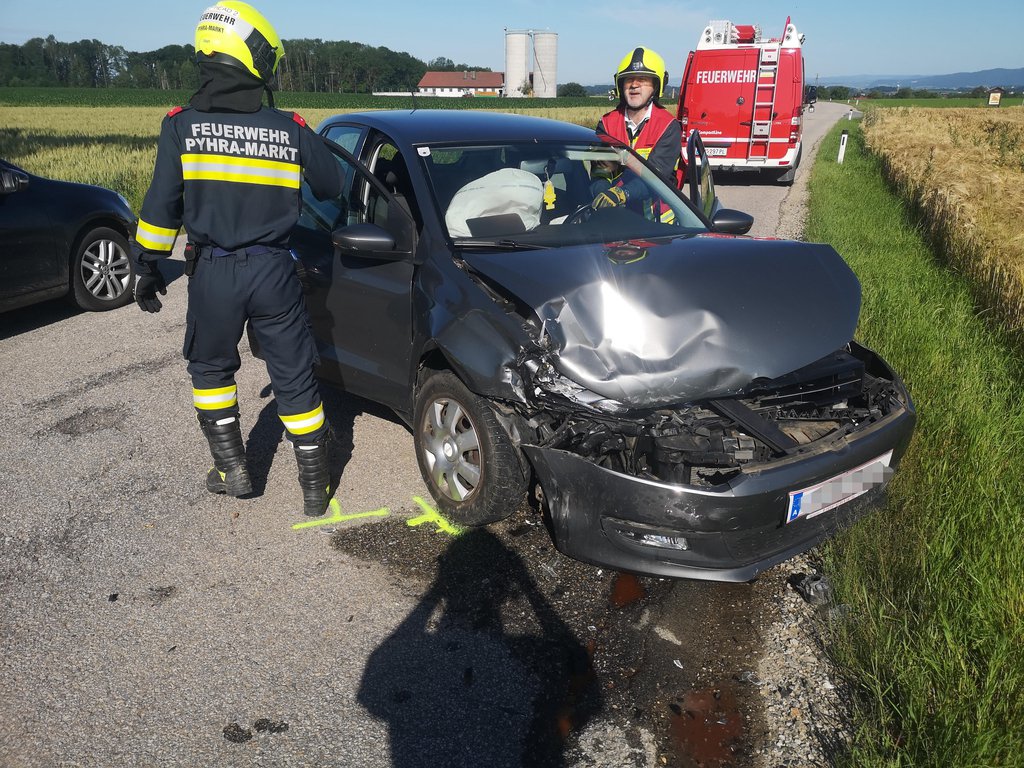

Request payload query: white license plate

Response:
[785,451,894,524]
[705,146,729,156]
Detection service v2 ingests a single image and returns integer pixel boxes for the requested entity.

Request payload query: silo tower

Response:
[504,30,530,98]
[532,31,558,98]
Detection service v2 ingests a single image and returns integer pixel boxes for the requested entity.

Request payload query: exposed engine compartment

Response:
[518,345,908,488]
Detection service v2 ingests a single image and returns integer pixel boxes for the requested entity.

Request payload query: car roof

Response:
[317,109,600,147]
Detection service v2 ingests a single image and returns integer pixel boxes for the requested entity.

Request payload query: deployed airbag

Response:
[445,168,543,237]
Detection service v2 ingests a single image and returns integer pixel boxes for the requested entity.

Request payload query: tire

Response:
[413,369,527,526]
[70,226,134,311]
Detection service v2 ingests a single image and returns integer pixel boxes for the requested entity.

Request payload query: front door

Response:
[291,144,416,412]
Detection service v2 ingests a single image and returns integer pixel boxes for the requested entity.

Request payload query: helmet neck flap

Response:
[189,60,270,113]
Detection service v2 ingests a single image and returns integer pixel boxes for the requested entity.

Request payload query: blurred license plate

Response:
[785,451,894,524]
[705,147,729,156]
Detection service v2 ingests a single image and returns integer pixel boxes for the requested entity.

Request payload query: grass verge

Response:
[806,121,1024,766]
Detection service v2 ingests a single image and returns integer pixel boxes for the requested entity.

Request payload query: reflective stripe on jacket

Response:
[133,106,343,258]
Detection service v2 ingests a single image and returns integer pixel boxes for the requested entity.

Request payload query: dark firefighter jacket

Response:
[133,105,343,258]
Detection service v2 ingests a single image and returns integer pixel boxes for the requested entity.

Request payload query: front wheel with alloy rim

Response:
[413,370,528,527]
[70,226,134,311]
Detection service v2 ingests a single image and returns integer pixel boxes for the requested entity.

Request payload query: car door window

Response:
[298,148,364,233]
[323,125,364,155]
[296,143,415,257]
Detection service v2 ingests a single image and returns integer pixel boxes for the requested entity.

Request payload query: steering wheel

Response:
[566,204,596,225]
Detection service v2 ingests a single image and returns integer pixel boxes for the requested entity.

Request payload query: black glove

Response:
[591,185,627,209]
[134,261,167,313]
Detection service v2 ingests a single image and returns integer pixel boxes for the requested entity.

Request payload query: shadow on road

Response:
[357,528,602,767]
[0,259,187,340]
[243,383,406,497]
[713,170,793,188]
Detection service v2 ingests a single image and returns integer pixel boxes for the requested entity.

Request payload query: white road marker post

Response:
[837,130,849,164]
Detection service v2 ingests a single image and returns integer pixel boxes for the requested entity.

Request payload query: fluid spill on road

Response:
[556,637,598,740]
[668,684,745,767]
[609,572,646,607]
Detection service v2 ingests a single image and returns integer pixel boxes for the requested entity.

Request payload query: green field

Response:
[807,121,1024,767]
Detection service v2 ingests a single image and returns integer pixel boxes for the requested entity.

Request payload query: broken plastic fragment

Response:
[791,573,833,606]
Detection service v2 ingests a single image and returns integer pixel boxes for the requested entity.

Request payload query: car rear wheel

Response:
[70,226,133,311]
[414,369,527,526]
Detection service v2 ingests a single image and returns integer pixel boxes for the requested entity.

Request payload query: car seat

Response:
[372,154,421,231]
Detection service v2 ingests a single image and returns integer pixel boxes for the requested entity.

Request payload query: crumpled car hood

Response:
[461,234,861,406]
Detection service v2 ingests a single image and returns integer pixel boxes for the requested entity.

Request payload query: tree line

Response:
[0,36,489,93]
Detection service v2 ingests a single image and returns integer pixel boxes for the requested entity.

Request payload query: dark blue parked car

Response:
[1,159,136,313]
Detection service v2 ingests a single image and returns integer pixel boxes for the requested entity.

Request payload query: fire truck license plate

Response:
[785,451,894,524]
[705,147,729,156]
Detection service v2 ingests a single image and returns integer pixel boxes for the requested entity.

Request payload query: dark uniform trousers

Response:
[184,244,325,445]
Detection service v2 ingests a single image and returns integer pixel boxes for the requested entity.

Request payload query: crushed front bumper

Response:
[522,401,916,582]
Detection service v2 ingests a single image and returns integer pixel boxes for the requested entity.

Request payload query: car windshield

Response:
[417,140,708,247]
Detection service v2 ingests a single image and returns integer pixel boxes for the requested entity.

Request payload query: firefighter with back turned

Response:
[131,1,345,517]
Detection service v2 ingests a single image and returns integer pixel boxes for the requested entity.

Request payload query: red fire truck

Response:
[676,18,806,184]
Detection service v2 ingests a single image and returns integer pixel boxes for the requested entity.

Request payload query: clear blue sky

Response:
[1,0,1021,85]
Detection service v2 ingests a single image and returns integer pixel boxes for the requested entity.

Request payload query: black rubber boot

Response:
[293,434,332,517]
[199,415,253,497]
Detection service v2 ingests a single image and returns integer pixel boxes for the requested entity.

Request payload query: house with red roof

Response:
[417,71,504,97]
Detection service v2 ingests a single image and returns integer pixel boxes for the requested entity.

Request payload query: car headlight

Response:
[529,360,626,413]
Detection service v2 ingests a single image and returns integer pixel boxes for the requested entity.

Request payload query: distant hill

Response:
[820,68,1024,90]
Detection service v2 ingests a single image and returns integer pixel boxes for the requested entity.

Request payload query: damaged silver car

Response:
[285,110,915,581]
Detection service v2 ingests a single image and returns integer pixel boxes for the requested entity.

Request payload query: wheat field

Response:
[862,106,1024,337]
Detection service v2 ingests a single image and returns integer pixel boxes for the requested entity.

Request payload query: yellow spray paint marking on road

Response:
[407,496,463,536]
[291,497,390,530]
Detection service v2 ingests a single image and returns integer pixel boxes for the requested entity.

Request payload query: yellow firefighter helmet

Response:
[614,47,668,100]
[194,2,284,85]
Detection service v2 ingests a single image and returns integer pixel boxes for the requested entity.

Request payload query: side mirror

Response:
[0,168,29,195]
[332,223,407,261]
[710,209,754,235]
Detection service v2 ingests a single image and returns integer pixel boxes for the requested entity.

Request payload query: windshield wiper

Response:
[454,238,550,251]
